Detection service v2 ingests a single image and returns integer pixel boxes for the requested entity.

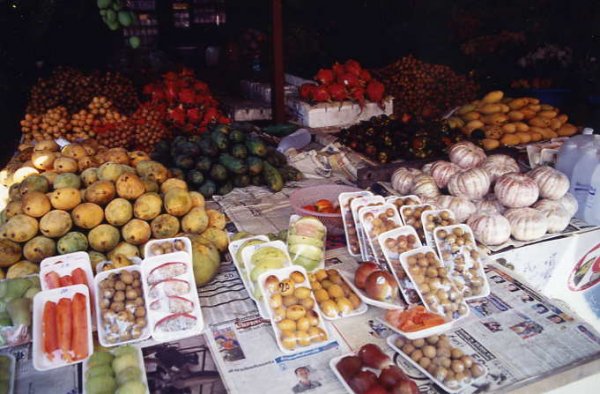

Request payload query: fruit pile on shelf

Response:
[338,115,463,163]
[447,90,578,150]
[376,55,478,120]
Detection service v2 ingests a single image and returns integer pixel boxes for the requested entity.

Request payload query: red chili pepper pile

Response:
[299,60,386,107]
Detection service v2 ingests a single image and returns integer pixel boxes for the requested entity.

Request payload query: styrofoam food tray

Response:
[82,345,149,394]
[399,246,470,321]
[420,209,456,248]
[94,266,152,348]
[339,191,373,257]
[258,266,332,354]
[378,226,423,305]
[141,252,204,343]
[287,214,326,272]
[359,203,403,266]
[33,284,93,371]
[144,237,192,258]
[40,252,90,270]
[315,269,368,321]
[241,240,292,302]
[433,224,491,301]
[399,204,436,242]
[350,196,385,261]
[375,313,455,340]
[387,334,488,393]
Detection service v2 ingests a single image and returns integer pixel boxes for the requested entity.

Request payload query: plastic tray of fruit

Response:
[40,251,90,270]
[0,353,15,394]
[141,252,204,343]
[399,204,435,243]
[399,247,469,321]
[241,240,292,305]
[340,264,405,310]
[94,266,151,348]
[433,224,490,301]
[350,196,385,261]
[33,284,93,371]
[40,253,96,326]
[258,266,331,354]
[330,343,418,394]
[376,306,454,340]
[308,268,367,320]
[144,237,192,258]
[420,209,456,248]
[83,345,149,394]
[359,204,403,266]
[228,235,271,303]
[339,191,373,257]
[385,195,421,211]
[377,226,423,305]
[287,215,327,273]
[387,334,488,393]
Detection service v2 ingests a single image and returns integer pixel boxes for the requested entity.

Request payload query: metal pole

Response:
[271,0,285,123]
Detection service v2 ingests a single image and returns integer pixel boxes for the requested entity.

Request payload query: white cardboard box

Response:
[288,96,393,128]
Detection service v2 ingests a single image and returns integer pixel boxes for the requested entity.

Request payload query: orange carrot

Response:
[59,275,74,287]
[71,268,88,288]
[42,301,58,360]
[56,297,72,362]
[71,293,88,361]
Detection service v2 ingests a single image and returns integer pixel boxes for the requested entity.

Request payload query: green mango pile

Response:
[97,0,140,48]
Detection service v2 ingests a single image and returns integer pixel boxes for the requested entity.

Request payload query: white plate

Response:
[141,252,204,343]
[82,345,149,394]
[387,334,488,393]
[377,226,423,305]
[257,266,333,354]
[433,224,491,301]
[32,285,93,371]
[94,266,152,348]
[340,272,405,310]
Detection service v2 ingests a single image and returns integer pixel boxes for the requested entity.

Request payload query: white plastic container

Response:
[141,252,204,343]
[339,191,373,257]
[556,140,580,179]
[359,203,403,267]
[350,195,385,261]
[569,146,600,218]
[228,235,270,300]
[339,271,405,310]
[433,224,491,300]
[584,164,600,225]
[39,255,96,327]
[33,284,93,371]
[399,246,469,320]
[378,226,423,304]
[82,345,149,394]
[257,266,332,354]
[94,266,152,348]
[40,252,90,270]
[241,240,292,302]
[310,269,368,321]
[277,128,312,153]
[144,237,192,258]
[387,334,488,393]
[385,195,421,210]
[287,215,327,272]
[420,209,456,248]
[399,204,436,243]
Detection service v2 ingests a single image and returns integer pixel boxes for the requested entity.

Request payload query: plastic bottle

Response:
[556,140,579,179]
[569,128,599,148]
[584,163,600,225]
[569,146,600,218]
[277,128,311,153]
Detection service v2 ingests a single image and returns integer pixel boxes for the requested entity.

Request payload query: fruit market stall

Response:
[1,60,600,394]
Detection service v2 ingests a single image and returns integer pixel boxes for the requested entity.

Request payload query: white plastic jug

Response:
[570,146,600,218]
[556,140,579,179]
[277,128,311,153]
[569,128,599,148]
[584,163,600,225]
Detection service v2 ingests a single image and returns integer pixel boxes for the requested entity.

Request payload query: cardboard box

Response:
[288,97,393,128]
